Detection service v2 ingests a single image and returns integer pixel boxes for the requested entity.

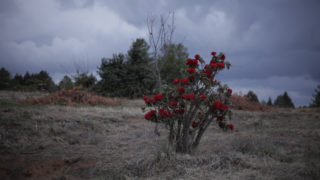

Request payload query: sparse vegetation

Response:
[20,86,119,106]
[0,30,316,179]
[0,91,319,179]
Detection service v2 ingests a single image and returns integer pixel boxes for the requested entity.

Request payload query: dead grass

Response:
[0,91,320,179]
[0,90,48,102]
[18,86,120,106]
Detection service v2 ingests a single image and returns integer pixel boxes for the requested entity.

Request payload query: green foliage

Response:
[310,85,320,107]
[274,92,295,108]
[267,97,273,106]
[0,69,57,92]
[58,75,74,90]
[74,72,96,89]
[97,38,155,98]
[35,71,57,91]
[159,43,189,84]
[0,67,11,90]
[23,72,32,86]
[34,71,57,91]
[12,71,57,91]
[125,38,156,98]
[245,90,259,103]
[97,53,128,96]
[9,74,24,90]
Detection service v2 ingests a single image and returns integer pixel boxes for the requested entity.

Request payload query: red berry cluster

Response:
[143,51,234,132]
[144,110,156,120]
[183,93,195,101]
[186,59,198,67]
[159,108,173,117]
[198,94,207,100]
[212,101,229,112]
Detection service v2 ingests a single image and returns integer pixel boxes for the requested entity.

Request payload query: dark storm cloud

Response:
[0,0,319,106]
[173,0,320,79]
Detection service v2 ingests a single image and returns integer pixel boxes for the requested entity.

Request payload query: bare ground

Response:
[0,91,320,180]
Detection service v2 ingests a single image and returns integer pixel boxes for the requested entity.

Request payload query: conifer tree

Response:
[125,38,155,97]
[74,72,96,89]
[59,75,73,90]
[0,67,11,90]
[97,53,127,96]
[245,90,259,103]
[310,85,320,107]
[274,92,295,108]
[158,43,189,84]
[267,97,273,106]
[98,38,155,98]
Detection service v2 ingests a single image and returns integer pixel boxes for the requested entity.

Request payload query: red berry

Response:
[181,78,188,85]
[229,124,234,130]
[178,87,185,93]
[188,67,195,74]
[173,78,180,85]
[153,93,163,101]
[221,54,226,60]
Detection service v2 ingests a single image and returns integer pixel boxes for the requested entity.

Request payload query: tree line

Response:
[0,38,188,97]
[0,38,319,108]
[244,88,320,108]
[0,67,98,92]
[0,68,57,92]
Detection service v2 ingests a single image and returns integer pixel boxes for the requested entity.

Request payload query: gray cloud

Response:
[0,0,319,106]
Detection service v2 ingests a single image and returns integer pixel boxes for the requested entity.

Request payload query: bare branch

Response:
[146,12,176,94]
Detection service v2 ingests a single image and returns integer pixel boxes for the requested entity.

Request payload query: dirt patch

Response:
[0,156,97,180]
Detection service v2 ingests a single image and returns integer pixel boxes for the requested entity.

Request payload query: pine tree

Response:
[267,97,273,106]
[97,53,128,96]
[245,90,259,103]
[35,70,57,91]
[23,72,31,86]
[310,85,320,107]
[125,38,155,97]
[74,72,96,89]
[274,92,295,108]
[0,67,11,90]
[9,74,24,90]
[59,75,73,90]
[158,43,189,84]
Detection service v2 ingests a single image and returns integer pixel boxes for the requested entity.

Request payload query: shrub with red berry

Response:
[143,51,233,153]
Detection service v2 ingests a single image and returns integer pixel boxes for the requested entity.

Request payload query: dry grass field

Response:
[0,91,320,180]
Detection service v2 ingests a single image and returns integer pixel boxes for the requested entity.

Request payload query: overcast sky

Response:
[0,0,319,106]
